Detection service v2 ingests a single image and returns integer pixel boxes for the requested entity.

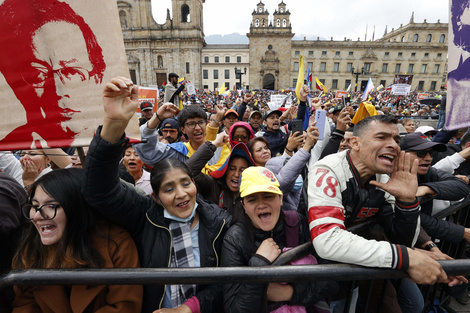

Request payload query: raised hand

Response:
[370,151,418,202]
[310,97,322,111]
[212,132,229,148]
[300,84,309,101]
[244,92,253,104]
[101,77,139,143]
[336,108,352,132]
[156,103,180,121]
[303,119,319,152]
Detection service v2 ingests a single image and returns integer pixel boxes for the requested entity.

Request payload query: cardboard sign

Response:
[417,93,429,100]
[137,87,158,115]
[0,0,140,150]
[270,94,293,110]
[186,82,196,95]
[335,91,348,99]
[391,84,412,96]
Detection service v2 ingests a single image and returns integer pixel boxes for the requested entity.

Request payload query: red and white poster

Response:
[417,93,429,100]
[0,0,140,150]
[137,87,159,114]
[335,91,348,99]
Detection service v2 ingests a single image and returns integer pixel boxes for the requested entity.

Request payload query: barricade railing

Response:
[1,196,470,313]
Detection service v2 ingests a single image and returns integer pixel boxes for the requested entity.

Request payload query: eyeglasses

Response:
[22,204,61,220]
[22,62,90,88]
[184,120,207,129]
[409,150,433,158]
[161,129,177,134]
[232,135,249,142]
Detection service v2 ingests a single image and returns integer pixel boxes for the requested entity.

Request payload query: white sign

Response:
[270,94,293,110]
[186,82,196,95]
[391,84,411,96]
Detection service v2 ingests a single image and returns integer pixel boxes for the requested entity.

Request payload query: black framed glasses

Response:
[184,120,206,129]
[232,135,249,142]
[410,150,433,158]
[22,204,60,220]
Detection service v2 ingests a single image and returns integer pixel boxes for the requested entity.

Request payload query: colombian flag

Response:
[315,77,328,94]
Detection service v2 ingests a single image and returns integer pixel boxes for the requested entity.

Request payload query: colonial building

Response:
[118,0,205,87]
[119,0,448,92]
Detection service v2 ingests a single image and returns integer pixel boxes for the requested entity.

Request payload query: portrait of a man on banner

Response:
[0,0,135,150]
[447,0,470,130]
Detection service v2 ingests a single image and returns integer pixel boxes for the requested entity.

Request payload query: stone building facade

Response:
[119,0,448,92]
[201,45,250,91]
[118,0,205,87]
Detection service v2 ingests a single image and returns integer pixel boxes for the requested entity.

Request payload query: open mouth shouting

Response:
[378,153,396,166]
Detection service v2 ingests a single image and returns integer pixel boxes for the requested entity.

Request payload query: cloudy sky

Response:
[152,0,448,40]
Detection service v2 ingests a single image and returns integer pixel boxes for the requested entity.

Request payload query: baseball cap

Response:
[264,109,282,120]
[329,104,343,114]
[239,166,283,198]
[400,132,446,152]
[140,101,154,111]
[249,110,263,119]
[415,126,438,135]
[223,109,239,120]
[210,143,256,179]
[160,118,179,130]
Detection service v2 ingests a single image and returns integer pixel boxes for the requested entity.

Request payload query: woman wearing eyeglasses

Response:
[12,168,142,312]
[229,121,255,147]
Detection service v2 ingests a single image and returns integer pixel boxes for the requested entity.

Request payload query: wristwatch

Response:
[424,242,438,251]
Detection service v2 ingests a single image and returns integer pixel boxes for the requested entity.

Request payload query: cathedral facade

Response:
[119,0,448,92]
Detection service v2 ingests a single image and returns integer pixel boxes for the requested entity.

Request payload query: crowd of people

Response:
[0,73,469,313]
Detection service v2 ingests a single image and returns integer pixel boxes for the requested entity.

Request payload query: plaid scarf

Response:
[169,216,197,308]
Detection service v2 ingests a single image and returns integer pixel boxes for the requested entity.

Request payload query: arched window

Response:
[263,74,275,90]
[283,19,287,27]
[276,19,280,27]
[280,7,284,13]
[181,4,190,23]
[426,34,432,42]
[439,34,445,43]
[157,55,163,68]
[255,19,259,27]
[401,36,405,42]
[119,10,127,28]
[262,19,265,27]
[259,7,262,13]
[412,34,419,42]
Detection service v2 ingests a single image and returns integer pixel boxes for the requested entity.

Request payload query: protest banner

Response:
[417,93,429,100]
[186,82,196,95]
[335,91,348,99]
[137,87,158,116]
[0,0,140,150]
[270,94,293,110]
[391,85,411,95]
[446,0,470,130]
[391,74,413,96]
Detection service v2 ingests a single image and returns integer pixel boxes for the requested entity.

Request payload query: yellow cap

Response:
[239,167,283,198]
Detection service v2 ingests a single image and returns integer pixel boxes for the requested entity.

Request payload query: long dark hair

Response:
[150,158,195,194]
[12,168,103,269]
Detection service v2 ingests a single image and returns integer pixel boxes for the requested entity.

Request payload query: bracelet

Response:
[155,113,162,122]
[285,147,293,152]
[424,242,437,251]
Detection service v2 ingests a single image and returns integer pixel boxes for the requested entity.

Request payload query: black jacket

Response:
[82,127,232,313]
[417,167,469,244]
[221,213,337,313]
